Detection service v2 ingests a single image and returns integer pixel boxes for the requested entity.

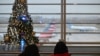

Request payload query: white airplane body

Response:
[68,24,98,31]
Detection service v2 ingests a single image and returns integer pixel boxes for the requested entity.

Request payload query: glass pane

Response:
[66,34,100,42]
[0,15,10,18]
[35,33,61,42]
[32,15,61,42]
[0,24,8,33]
[31,15,60,23]
[28,0,60,3]
[67,0,100,3]
[67,5,100,13]
[0,15,10,24]
[34,22,61,42]
[28,5,60,13]
[0,5,12,13]
[0,0,15,3]
[66,24,99,32]
[66,0,100,43]
[67,15,100,24]
[0,33,6,42]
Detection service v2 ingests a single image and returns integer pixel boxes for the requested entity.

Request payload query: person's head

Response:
[19,44,40,56]
[54,41,68,54]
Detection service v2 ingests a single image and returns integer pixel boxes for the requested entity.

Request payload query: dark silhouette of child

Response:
[51,41,71,56]
[18,44,40,56]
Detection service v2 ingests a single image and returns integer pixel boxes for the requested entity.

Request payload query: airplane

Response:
[37,21,56,42]
[67,23,98,32]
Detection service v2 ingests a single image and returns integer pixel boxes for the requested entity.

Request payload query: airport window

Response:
[0,0,100,56]
[0,0,100,45]
[0,0,61,44]
[66,0,100,44]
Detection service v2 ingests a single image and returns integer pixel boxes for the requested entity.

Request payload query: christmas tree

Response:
[4,0,39,45]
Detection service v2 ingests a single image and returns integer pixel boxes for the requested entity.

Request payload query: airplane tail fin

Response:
[39,21,56,38]
[39,16,43,24]
[67,23,72,29]
[44,22,56,33]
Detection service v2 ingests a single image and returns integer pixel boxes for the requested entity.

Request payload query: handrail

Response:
[4,31,100,34]
[0,13,100,15]
[39,42,100,44]
[0,52,100,54]
[1,42,100,45]
[0,22,100,24]
[1,31,100,34]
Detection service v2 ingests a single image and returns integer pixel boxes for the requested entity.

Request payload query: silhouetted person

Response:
[18,44,40,56]
[51,40,71,56]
